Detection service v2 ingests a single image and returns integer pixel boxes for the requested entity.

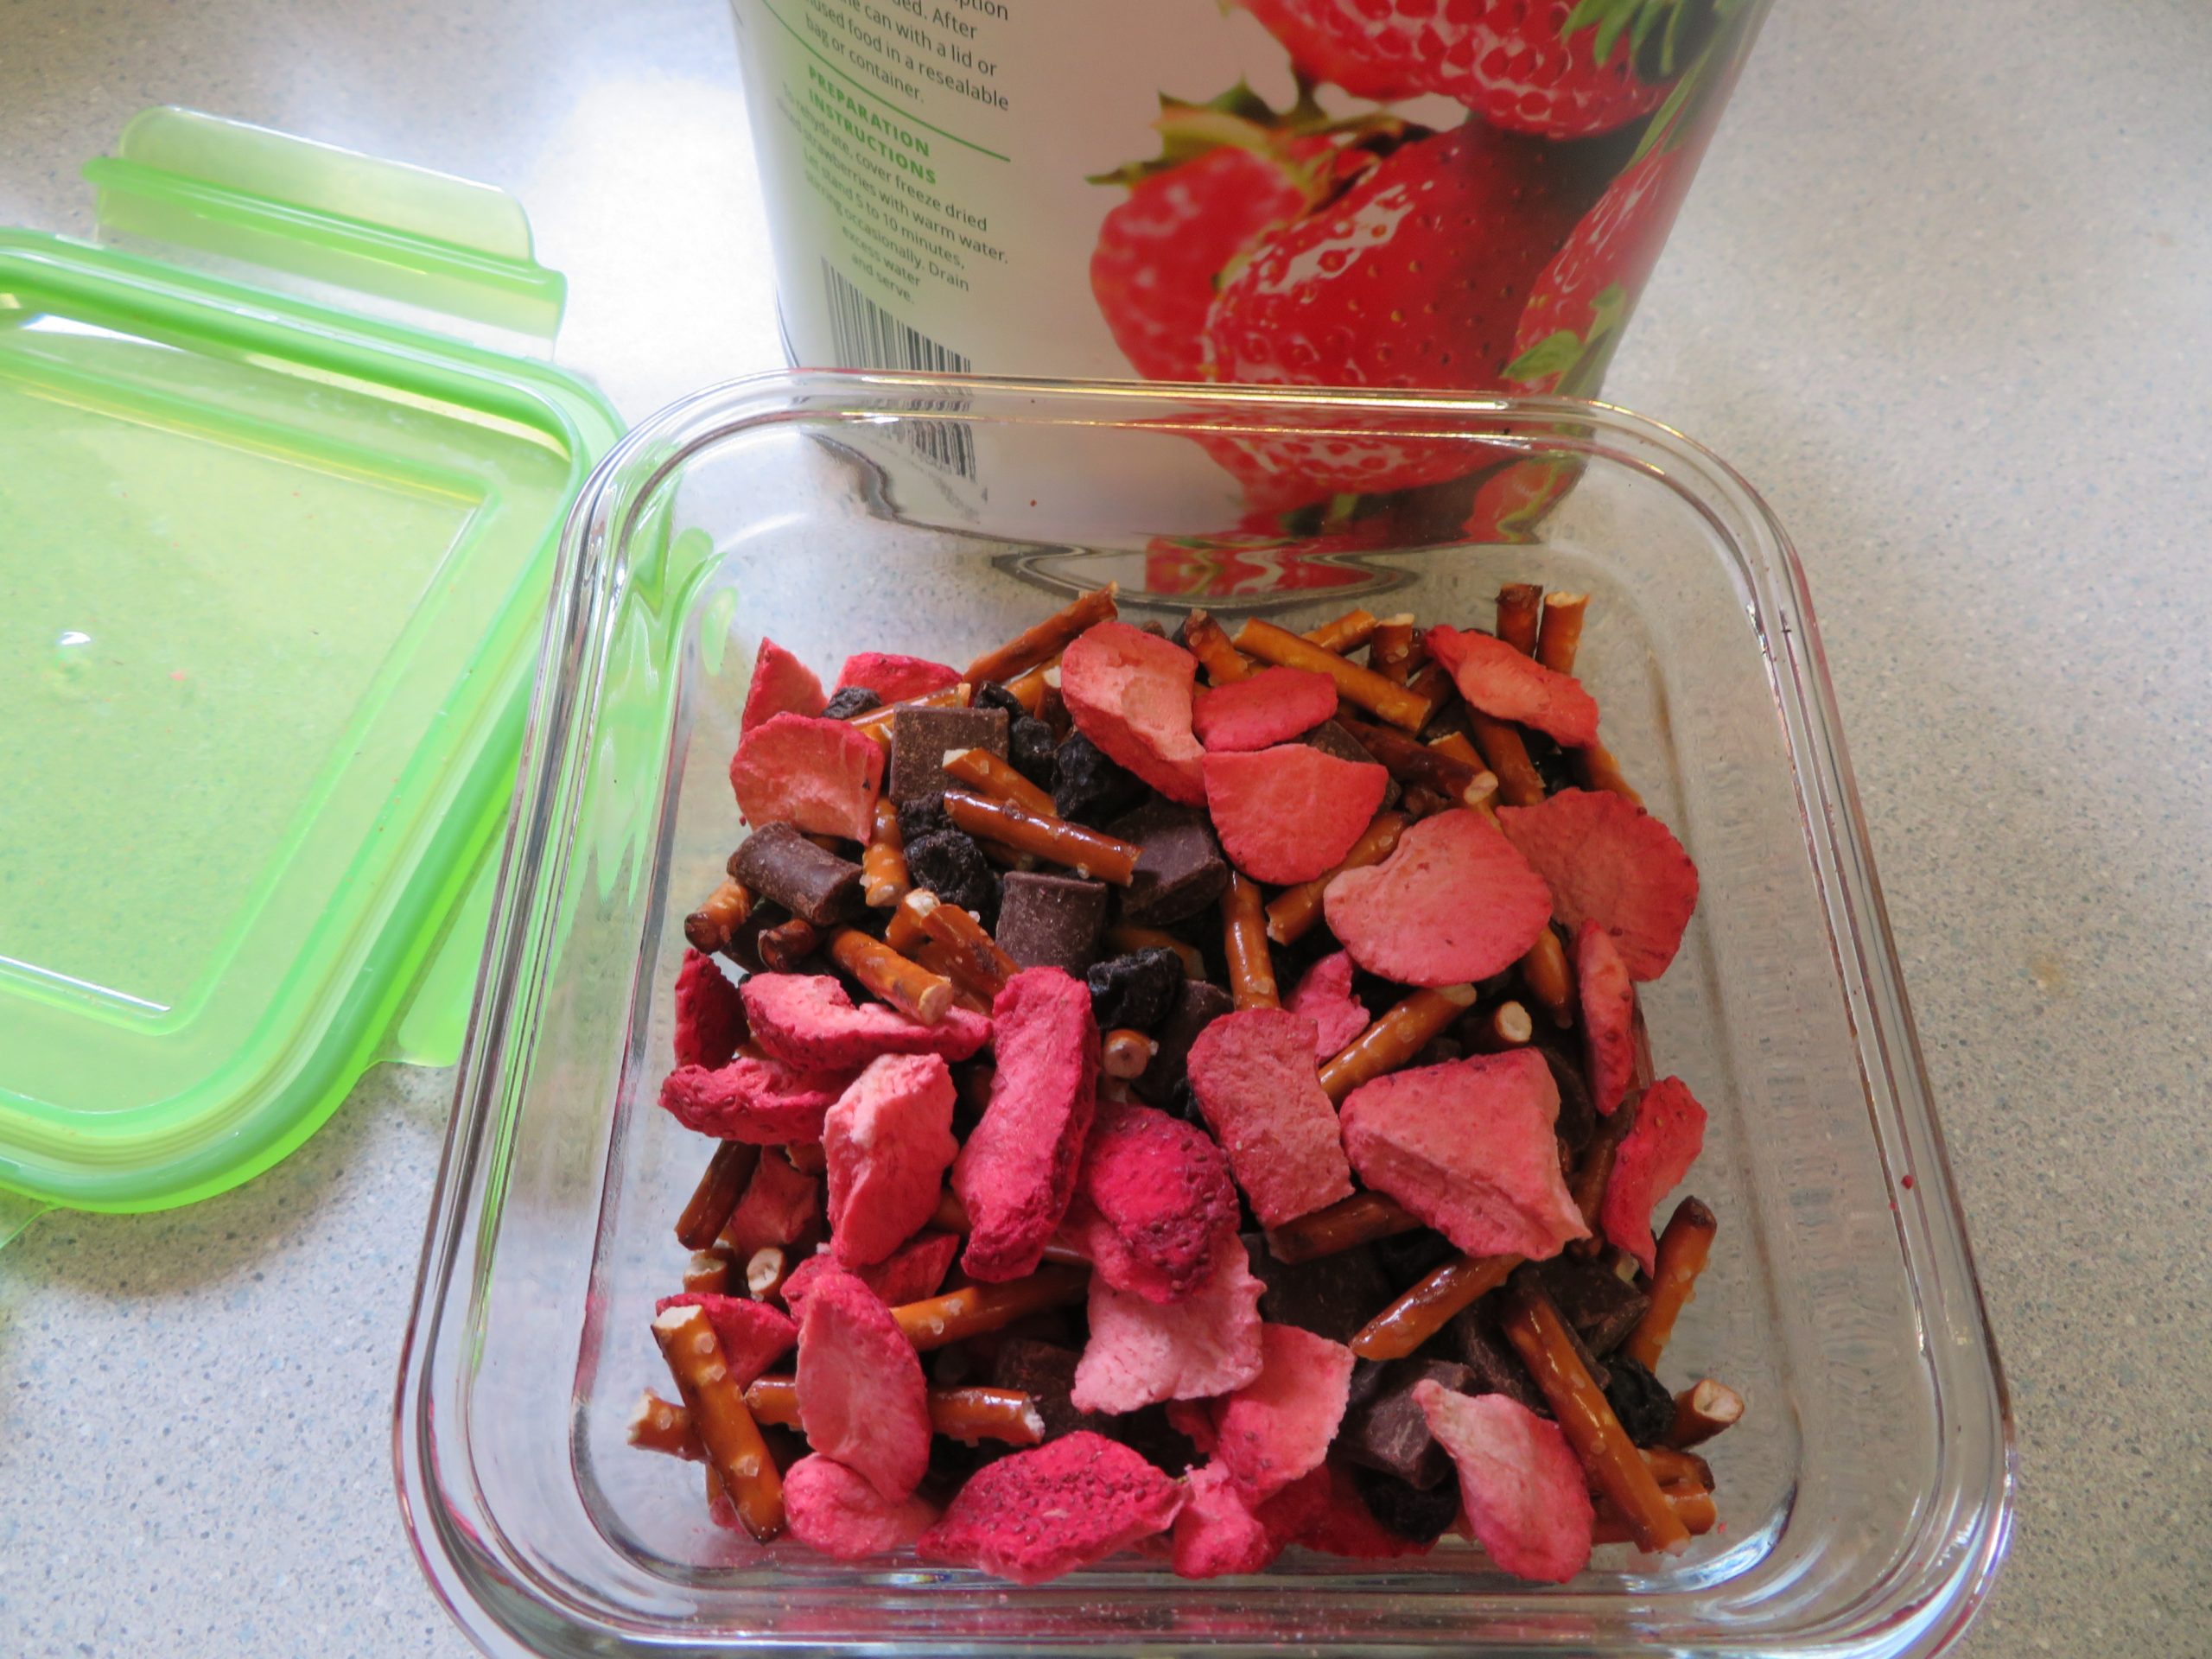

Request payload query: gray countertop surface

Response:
[3,1,2207,1653]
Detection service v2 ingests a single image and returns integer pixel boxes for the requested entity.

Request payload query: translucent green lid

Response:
[0,110,621,1222]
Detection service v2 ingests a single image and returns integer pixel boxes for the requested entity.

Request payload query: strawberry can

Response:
[730,0,1770,522]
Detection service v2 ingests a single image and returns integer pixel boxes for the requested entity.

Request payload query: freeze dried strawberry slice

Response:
[1285,950,1368,1059]
[1496,788,1699,982]
[1209,1323,1356,1503]
[952,969,1099,1281]
[1425,625,1599,748]
[1600,1076,1707,1272]
[658,1052,857,1144]
[1059,620,1206,805]
[721,1151,822,1258]
[740,637,827,735]
[1575,922,1636,1114]
[783,1454,938,1561]
[796,1266,932,1501]
[1324,809,1553,988]
[1203,745,1389,884]
[1339,1051,1587,1260]
[673,949,747,1070]
[741,975,991,1071]
[1264,1461,1433,1559]
[1192,665,1338,753]
[1414,1382,1592,1583]
[652,1293,796,1387]
[1071,1243,1265,1414]
[916,1430,1185,1584]
[1186,1008,1354,1227]
[1065,1101,1241,1304]
[1171,1460,1283,1579]
[824,1054,959,1268]
[836,652,961,704]
[783,1230,960,1322]
[729,712,883,842]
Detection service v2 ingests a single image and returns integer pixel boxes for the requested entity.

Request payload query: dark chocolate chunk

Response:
[905,830,1000,925]
[1409,1037,1463,1071]
[1430,1305,1547,1413]
[1351,1462,1461,1543]
[1529,1253,1649,1358]
[1248,1234,1395,1347]
[1373,1226,1459,1294]
[729,823,864,927]
[1339,1357,1475,1489]
[1085,947,1185,1033]
[1134,978,1236,1106]
[1306,719,1402,810]
[1533,1037,1597,1154]
[1603,1354,1677,1446]
[1007,714,1058,790]
[1108,798,1230,927]
[889,704,1009,805]
[989,1338,1197,1473]
[1052,731,1147,826]
[972,681,1027,718]
[898,795,951,843]
[995,872,1109,976]
[820,684,881,721]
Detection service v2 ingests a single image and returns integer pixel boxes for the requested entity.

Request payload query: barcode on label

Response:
[821,260,977,482]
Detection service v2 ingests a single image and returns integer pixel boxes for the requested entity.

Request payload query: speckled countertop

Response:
[2,2,2207,1654]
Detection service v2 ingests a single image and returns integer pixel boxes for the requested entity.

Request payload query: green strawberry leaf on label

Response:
[1505,330,1589,383]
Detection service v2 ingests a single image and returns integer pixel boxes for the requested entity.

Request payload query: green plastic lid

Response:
[0,109,621,1224]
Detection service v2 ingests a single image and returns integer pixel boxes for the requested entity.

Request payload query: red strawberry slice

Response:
[652,1292,796,1388]
[1263,1460,1433,1559]
[1059,620,1207,805]
[796,1266,933,1501]
[1204,743,1389,884]
[729,711,883,842]
[916,1431,1187,1584]
[1339,1050,1588,1260]
[1065,1101,1242,1304]
[835,652,961,703]
[741,974,992,1071]
[1071,1243,1266,1414]
[658,1052,856,1143]
[1415,1382,1593,1582]
[1285,950,1370,1058]
[1574,921,1637,1113]
[784,1454,939,1562]
[823,1053,959,1268]
[740,637,826,735]
[1192,664,1338,752]
[1209,1322,1357,1502]
[672,948,747,1070]
[1425,623,1600,747]
[721,1151,822,1258]
[1495,788,1698,981]
[1323,808,1554,988]
[1599,1074,1707,1270]
[1171,1460,1283,1579]
[1186,1008,1356,1227]
[783,1230,960,1321]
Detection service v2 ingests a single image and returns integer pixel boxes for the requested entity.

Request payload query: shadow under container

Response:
[397,375,2012,1657]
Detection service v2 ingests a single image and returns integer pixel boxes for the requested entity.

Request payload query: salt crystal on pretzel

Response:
[658,1052,856,1144]
[1575,922,1637,1114]
[823,1053,960,1268]
[783,1230,960,1322]
[836,652,962,705]
[1063,1101,1240,1304]
[1323,808,1553,988]
[1202,744,1390,885]
[730,712,884,842]
[1192,665,1338,753]
[783,1453,939,1561]
[672,948,747,1070]
[1209,1322,1356,1503]
[1425,624,1599,748]
[951,968,1099,1281]
[1496,788,1699,982]
[1415,1382,1593,1582]
[721,1151,823,1259]
[1339,1051,1587,1261]
[1599,1076,1708,1272]
[1185,1008,1354,1227]
[740,637,827,735]
[651,1292,796,1387]
[1171,1460,1282,1579]
[796,1265,933,1501]
[915,1430,1185,1584]
[1071,1243,1264,1414]
[741,974,991,1071]
[1059,620,1207,805]
[1284,950,1370,1060]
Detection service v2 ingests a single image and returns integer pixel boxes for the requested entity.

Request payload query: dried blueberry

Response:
[820,684,881,721]
[973,681,1027,718]
[904,830,1000,925]
[1052,731,1147,826]
[1085,947,1185,1032]
[897,796,951,843]
[1007,714,1058,790]
[1350,1463,1461,1544]
[1602,1354,1677,1446]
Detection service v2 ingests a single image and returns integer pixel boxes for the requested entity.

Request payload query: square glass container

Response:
[396,374,2012,1657]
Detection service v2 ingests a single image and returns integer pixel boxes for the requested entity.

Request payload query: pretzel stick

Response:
[1335,715,1497,810]
[1368,614,1419,683]
[1592,1484,1716,1545]
[1502,1283,1688,1555]
[860,800,911,909]
[966,584,1119,685]
[944,747,1058,819]
[1305,607,1379,653]
[1404,661,1456,729]
[1666,1379,1745,1449]
[1103,1028,1156,1080]
[1571,1090,1639,1244]
[683,1249,734,1295]
[1497,583,1544,653]
[908,889,1019,1000]
[1422,733,1572,1025]
[677,1142,760,1251]
[1351,1252,1519,1360]
[1474,1000,1535,1051]
[744,1376,1047,1446]
[1466,711,1548,808]
[1184,610,1259,685]
[1637,1445,1714,1491]
[828,927,953,1025]
[886,892,931,953]
[1400,785,1448,819]
[1265,810,1408,944]
[684,878,754,953]
[756,918,822,973]
[1264,1191,1421,1265]
[1002,658,1057,714]
[891,1264,1090,1349]
[1578,743,1645,806]
[1623,1197,1718,1370]
[1221,871,1280,1009]
[652,1304,786,1541]
[851,682,972,750]
[1319,983,1478,1102]
[930,1185,971,1232]
[746,1246,795,1300]
[628,1390,703,1460]
[1535,592,1587,673]
[1105,925,1208,981]
[1233,618,1432,732]
[944,790,1141,885]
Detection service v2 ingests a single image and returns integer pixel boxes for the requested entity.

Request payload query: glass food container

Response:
[395,374,2012,1657]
